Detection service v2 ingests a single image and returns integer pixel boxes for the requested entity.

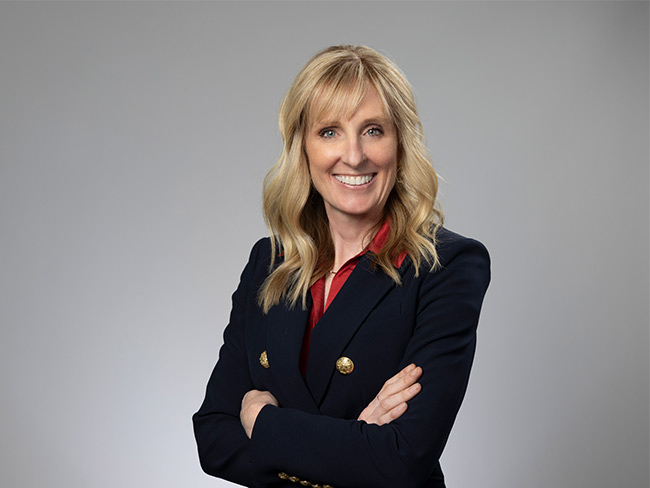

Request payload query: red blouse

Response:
[299,220,407,376]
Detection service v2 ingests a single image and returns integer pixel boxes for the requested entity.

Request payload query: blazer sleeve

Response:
[248,236,490,488]
[192,239,266,487]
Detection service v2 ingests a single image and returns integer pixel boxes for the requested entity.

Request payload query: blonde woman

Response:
[193,45,490,488]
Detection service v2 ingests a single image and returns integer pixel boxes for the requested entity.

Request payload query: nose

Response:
[343,135,365,167]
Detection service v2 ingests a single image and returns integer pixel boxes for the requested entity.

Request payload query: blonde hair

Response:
[259,45,443,313]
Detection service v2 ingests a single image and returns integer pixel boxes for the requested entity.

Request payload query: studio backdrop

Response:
[0,2,648,488]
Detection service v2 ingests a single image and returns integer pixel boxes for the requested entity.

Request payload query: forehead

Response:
[306,82,390,126]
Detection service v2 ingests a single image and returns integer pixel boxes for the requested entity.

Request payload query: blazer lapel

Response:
[265,296,321,414]
[304,254,412,406]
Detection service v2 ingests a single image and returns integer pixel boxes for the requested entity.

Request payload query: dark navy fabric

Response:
[193,228,491,488]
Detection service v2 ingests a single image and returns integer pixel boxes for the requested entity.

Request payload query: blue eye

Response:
[367,127,383,136]
[319,129,336,139]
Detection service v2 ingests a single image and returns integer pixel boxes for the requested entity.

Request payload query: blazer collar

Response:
[265,252,413,411]
[305,253,412,406]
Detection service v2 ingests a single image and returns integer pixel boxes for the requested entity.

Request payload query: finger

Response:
[358,382,419,424]
[241,389,260,406]
[383,363,416,388]
[380,364,415,391]
[255,391,279,407]
[376,382,421,414]
[377,366,422,401]
[394,365,423,392]
[384,365,422,392]
[377,402,409,426]
[263,391,280,407]
[359,366,423,423]
[242,389,277,409]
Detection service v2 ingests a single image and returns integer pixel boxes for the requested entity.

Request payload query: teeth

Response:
[335,174,374,186]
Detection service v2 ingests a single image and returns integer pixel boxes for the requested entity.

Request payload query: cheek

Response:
[369,137,397,162]
[372,146,398,175]
[384,169,397,196]
[308,160,328,184]
[305,145,331,175]
[307,156,330,195]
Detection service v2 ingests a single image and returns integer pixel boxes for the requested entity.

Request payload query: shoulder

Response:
[409,227,491,315]
[249,237,272,258]
[230,238,274,312]
[243,237,273,273]
[409,227,491,292]
[231,238,274,292]
[433,227,490,268]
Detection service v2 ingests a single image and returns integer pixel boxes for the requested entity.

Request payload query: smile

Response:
[334,174,375,186]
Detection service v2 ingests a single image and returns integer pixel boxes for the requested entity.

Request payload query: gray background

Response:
[1,1,648,487]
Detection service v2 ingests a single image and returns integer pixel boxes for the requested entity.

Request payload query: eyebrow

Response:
[312,116,390,128]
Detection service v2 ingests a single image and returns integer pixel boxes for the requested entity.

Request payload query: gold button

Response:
[259,350,270,369]
[336,356,354,375]
[278,472,289,480]
[289,476,299,482]
[323,485,333,488]
[300,481,311,486]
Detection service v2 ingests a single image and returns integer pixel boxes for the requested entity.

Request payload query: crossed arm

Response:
[240,363,423,438]
[194,235,490,487]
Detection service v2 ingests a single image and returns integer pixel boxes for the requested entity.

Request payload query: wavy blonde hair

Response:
[259,45,443,313]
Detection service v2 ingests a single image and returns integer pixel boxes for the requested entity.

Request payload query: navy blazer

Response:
[193,227,490,488]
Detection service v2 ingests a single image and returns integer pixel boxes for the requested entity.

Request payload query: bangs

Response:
[305,67,392,128]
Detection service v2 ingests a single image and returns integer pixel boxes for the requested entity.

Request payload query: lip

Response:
[333,173,376,187]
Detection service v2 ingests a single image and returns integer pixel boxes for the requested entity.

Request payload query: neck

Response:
[327,211,382,271]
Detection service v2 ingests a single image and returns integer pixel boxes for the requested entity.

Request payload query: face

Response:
[304,85,398,226]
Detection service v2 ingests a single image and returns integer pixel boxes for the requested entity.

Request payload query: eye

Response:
[366,126,384,136]
[319,129,337,139]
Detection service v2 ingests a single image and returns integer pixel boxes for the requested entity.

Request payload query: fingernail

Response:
[410,383,420,392]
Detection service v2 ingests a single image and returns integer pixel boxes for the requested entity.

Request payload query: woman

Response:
[193,45,490,488]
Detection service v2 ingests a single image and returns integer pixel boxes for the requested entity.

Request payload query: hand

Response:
[240,389,279,439]
[358,363,422,426]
